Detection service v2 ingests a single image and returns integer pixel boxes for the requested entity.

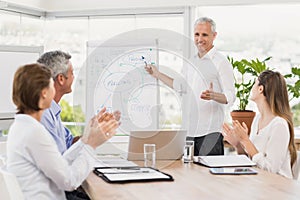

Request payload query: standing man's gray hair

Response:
[37,50,71,79]
[194,17,216,33]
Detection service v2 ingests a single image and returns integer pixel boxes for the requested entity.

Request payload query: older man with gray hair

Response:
[38,51,76,155]
[38,51,78,155]
[145,17,235,156]
[38,51,92,200]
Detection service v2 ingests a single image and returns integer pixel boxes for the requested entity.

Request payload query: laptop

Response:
[127,130,187,160]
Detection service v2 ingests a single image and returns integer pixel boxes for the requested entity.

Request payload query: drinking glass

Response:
[183,140,194,163]
[144,144,156,168]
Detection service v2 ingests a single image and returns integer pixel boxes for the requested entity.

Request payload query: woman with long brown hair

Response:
[223,70,297,179]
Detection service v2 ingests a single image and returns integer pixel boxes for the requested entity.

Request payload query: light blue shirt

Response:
[41,100,74,154]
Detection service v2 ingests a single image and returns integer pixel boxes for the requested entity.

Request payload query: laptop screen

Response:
[127,130,187,160]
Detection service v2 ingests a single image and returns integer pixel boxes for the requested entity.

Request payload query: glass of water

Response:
[183,140,194,163]
[144,144,156,168]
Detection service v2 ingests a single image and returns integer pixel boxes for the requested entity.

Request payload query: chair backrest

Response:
[292,151,300,180]
[0,168,24,200]
[0,141,7,155]
[0,141,7,167]
[0,158,5,167]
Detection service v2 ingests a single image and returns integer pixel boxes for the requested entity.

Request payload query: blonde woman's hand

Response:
[82,114,119,149]
[113,110,121,122]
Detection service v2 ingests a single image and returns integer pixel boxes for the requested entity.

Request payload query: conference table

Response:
[82,160,300,200]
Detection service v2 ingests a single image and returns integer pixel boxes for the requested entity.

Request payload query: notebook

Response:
[193,155,256,167]
[127,130,187,161]
[94,167,174,183]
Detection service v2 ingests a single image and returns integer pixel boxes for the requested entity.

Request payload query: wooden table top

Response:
[82,160,300,200]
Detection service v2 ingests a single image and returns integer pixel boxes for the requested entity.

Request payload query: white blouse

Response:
[250,114,293,179]
[7,114,96,199]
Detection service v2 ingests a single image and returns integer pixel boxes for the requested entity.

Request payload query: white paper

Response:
[194,155,256,167]
[99,168,170,181]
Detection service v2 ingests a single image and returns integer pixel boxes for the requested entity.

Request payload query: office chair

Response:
[0,141,6,154]
[292,151,300,180]
[0,167,24,200]
[0,141,7,167]
[0,158,5,167]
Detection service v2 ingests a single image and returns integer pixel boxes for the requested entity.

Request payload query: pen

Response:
[115,167,141,170]
[104,170,151,174]
[102,168,152,174]
[141,56,147,66]
[142,56,152,70]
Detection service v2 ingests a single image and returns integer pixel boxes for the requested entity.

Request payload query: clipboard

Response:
[94,167,174,183]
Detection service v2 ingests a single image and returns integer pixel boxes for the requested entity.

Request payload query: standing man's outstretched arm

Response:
[145,64,174,89]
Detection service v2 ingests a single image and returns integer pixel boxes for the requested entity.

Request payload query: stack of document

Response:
[193,155,256,167]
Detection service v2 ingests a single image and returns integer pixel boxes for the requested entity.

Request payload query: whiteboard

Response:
[86,41,159,134]
[0,46,43,129]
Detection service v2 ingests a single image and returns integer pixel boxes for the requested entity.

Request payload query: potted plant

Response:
[285,67,300,101]
[227,56,300,135]
[227,56,271,134]
[285,67,300,127]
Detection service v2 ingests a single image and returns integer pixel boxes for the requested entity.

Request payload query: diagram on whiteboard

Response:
[87,45,158,133]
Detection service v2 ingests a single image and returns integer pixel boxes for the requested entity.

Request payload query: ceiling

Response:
[3,0,300,12]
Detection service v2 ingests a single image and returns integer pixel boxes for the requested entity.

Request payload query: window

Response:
[0,11,22,45]
[196,4,300,126]
[44,18,89,108]
[0,11,43,46]
[0,9,187,132]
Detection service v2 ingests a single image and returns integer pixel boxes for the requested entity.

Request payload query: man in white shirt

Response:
[145,17,235,156]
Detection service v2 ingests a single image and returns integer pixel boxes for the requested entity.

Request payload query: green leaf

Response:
[292,67,300,76]
[227,56,272,110]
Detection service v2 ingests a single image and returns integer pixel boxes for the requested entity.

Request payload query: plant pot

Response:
[230,110,256,135]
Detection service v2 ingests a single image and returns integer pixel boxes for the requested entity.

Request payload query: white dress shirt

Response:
[7,114,96,199]
[250,114,293,179]
[173,47,235,137]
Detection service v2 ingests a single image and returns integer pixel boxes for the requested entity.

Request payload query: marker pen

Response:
[141,56,147,66]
